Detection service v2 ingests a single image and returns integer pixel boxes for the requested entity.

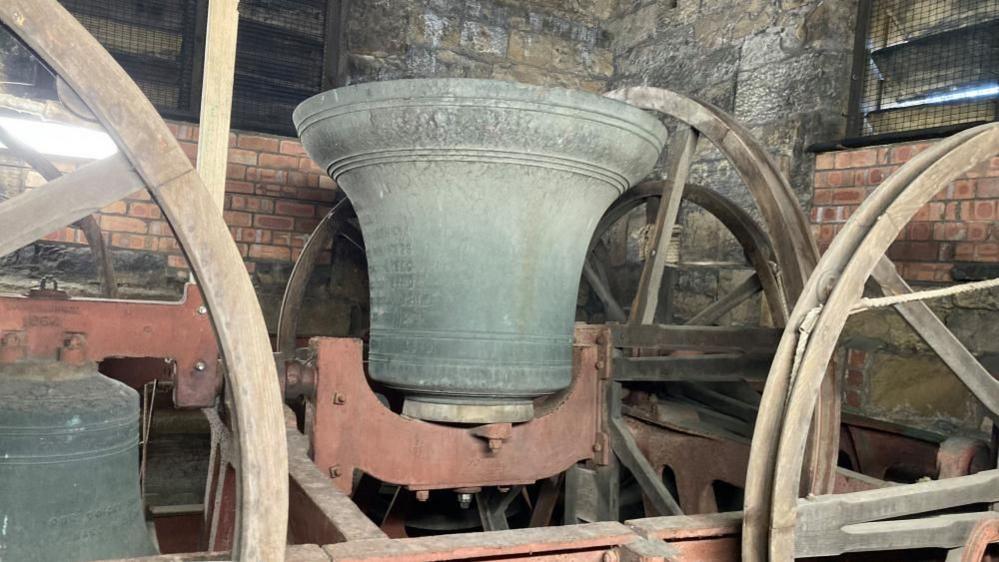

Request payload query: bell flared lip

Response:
[293,77,667,149]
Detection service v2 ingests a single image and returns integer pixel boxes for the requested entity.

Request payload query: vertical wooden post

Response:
[196,0,240,210]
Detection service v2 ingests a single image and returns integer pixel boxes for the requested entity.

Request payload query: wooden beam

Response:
[608,324,781,353]
[612,353,770,382]
[0,153,142,258]
[629,126,698,325]
[196,0,241,209]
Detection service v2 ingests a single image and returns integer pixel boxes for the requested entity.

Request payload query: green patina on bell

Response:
[295,79,666,423]
[0,361,156,561]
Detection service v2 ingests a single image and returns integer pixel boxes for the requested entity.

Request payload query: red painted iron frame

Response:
[0,283,220,407]
[3,289,986,560]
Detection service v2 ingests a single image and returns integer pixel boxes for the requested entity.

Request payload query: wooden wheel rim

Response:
[0,2,289,560]
[746,123,999,561]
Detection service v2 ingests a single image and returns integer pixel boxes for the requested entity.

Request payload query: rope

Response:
[852,276,999,314]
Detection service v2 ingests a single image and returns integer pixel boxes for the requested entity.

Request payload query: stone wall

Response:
[0,124,368,337]
[343,0,616,91]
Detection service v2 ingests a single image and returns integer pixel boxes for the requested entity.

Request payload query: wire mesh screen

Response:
[233,0,330,136]
[848,0,999,139]
[59,0,201,120]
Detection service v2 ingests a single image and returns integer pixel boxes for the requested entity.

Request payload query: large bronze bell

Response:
[296,79,666,423]
[0,361,156,561]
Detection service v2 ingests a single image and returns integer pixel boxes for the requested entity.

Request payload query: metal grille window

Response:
[60,0,203,121]
[52,0,341,136]
[847,0,999,141]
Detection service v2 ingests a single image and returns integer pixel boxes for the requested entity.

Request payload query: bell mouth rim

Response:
[293,77,667,144]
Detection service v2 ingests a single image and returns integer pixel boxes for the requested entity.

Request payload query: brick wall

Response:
[35,121,337,277]
[811,140,999,283]
[812,139,999,434]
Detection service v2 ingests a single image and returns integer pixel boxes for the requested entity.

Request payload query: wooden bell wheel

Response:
[742,123,999,561]
[0,2,288,560]
[605,87,840,499]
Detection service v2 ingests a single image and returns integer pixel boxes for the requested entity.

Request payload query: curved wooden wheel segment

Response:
[605,86,840,503]
[0,2,288,560]
[584,181,789,328]
[742,123,999,561]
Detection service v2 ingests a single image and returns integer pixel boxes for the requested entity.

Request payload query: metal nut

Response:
[333,393,346,405]
[195,361,207,372]
[415,490,430,502]
[197,305,208,315]
[329,465,342,478]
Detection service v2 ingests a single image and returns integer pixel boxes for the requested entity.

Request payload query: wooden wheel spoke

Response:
[795,469,999,557]
[0,152,142,258]
[0,123,118,297]
[685,273,763,326]
[584,258,627,322]
[872,258,999,418]
[629,126,699,325]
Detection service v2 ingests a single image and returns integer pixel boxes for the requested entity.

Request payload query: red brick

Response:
[912,202,944,221]
[976,243,999,261]
[157,237,180,253]
[945,202,959,221]
[272,232,292,246]
[848,350,866,368]
[297,187,337,203]
[279,140,308,156]
[226,180,255,194]
[276,201,315,218]
[812,189,832,205]
[227,163,247,180]
[299,157,324,174]
[101,215,147,234]
[832,187,865,204]
[954,242,975,261]
[111,233,156,251]
[179,141,198,163]
[970,200,997,220]
[228,148,258,166]
[908,222,932,241]
[932,222,967,241]
[236,227,272,244]
[864,167,891,185]
[967,222,991,241]
[238,134,280,153]
[101,200,128,215]
[128,202,162,219]
[246,168,287,184]
[286,171,317,188]
[173,123,199,142]
[836,148,877,169]
[977,178,999,198]
[254,214,295,230]
[948,180,976,200]
[295,218,321,232]
[223,210,253,227]
[845,369,864,388]
[167,255,189,269]
[42,227,78,244]
[845,390,862,408]
[259,153,301,170]
[148,221,175,237]
[248,244,291,261]
[815,152,835,170]
[228,195,274,213]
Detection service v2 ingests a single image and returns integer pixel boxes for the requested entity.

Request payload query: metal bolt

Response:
[488,438,503,452]
[592,442,603,452]
[596,334,606,345]
[329,465,342,478]
[458,493,472,509]
[197,305,208,315]
[595,360,605,370]
[333,392,346,405]
[195,361,207,372]
[415,490,430,502]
